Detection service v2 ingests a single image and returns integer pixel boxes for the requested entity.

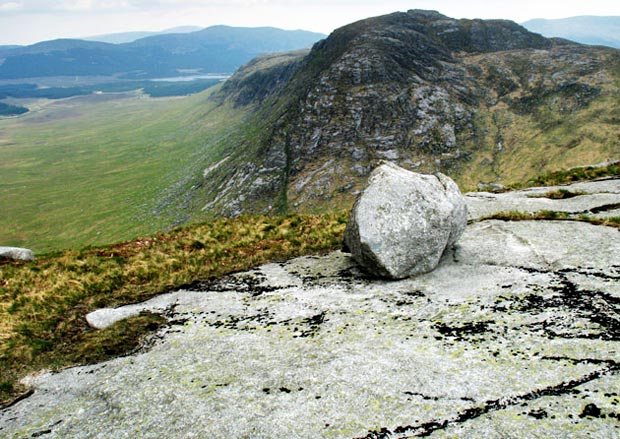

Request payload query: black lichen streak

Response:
[579,403,602,418]
[516,272,620,341]
[404,392,474,402]
[528,408,548,419]
[433,321,495,341]
[206,308,328,338]
[208,309,280,331]
[558,266,620,281]
[181,272,287,296]
[354,360,620,438]
[297,312,327,338]
[394,290,426,307]
[29,420,62,438]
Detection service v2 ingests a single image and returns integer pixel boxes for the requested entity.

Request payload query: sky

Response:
[1,0,620,46]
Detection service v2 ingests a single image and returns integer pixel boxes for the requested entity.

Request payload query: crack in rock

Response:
[356,360,620,438]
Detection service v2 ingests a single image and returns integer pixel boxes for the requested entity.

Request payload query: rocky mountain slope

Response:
[192,10,619,217]
[3,178,619,438]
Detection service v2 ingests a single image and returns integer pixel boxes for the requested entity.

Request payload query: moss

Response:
[475,210,620,228]
[528,189,587,199]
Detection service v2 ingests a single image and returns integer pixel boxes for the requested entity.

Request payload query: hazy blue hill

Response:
[0,27,326,80]
[83,26,202,44]
[0,39,116,56]
[522,16,620,48]
[130,25,325,53]
[0,40,152,78]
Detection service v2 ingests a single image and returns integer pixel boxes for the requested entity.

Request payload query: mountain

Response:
[0,26,326,79]
[184,9,620,217]
[83,26,202,44]
[522,16,620,48]
[0,39,114,56]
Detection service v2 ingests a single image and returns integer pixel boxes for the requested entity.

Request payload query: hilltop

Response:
[82,26,203,44]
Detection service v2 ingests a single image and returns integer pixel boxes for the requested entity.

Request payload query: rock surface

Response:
[0,246,34,261]
[466,178,620,220]
[2,180,620,439]
[343,163,467,279]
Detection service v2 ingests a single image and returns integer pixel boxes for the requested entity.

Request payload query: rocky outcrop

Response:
[343,163,467,278]
[196,9,619,217]
[467,178,620,221]
[0,246,34,261]
[4,179,619,438]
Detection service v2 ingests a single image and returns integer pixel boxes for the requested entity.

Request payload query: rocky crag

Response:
[194,9,619,217]
[2,178,619,438]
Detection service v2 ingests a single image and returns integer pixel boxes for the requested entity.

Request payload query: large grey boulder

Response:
[0,246,35,261]
[343,162,467,279]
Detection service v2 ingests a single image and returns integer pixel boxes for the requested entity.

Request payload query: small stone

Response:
[0,246,35,261]
[343,162,467,279]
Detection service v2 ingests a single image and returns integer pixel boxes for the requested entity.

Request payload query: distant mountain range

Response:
[522,16,620,48]
[82,26,203,44]
[0,26,326,80]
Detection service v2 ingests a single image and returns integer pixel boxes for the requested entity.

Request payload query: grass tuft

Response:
[528,189,587,199]
[477,210,620,228]
[512,162,620,189]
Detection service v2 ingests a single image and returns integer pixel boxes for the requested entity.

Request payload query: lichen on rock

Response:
[3,180,620,438]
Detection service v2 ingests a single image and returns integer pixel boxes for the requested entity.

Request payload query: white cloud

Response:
[0,1,23,11]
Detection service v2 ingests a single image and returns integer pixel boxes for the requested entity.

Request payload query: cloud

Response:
[0,0,139,12]
[0,1,23,11]
[0,0,293,13]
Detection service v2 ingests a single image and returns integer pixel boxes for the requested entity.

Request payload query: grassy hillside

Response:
[0,88,252,253]
[454,51,620,190]
[0,212,347,406]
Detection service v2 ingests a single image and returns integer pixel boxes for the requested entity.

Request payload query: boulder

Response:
[343,162,467,279]
[0,246,35,261]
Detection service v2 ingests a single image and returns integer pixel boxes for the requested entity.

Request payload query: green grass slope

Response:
[0,89,252,253]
